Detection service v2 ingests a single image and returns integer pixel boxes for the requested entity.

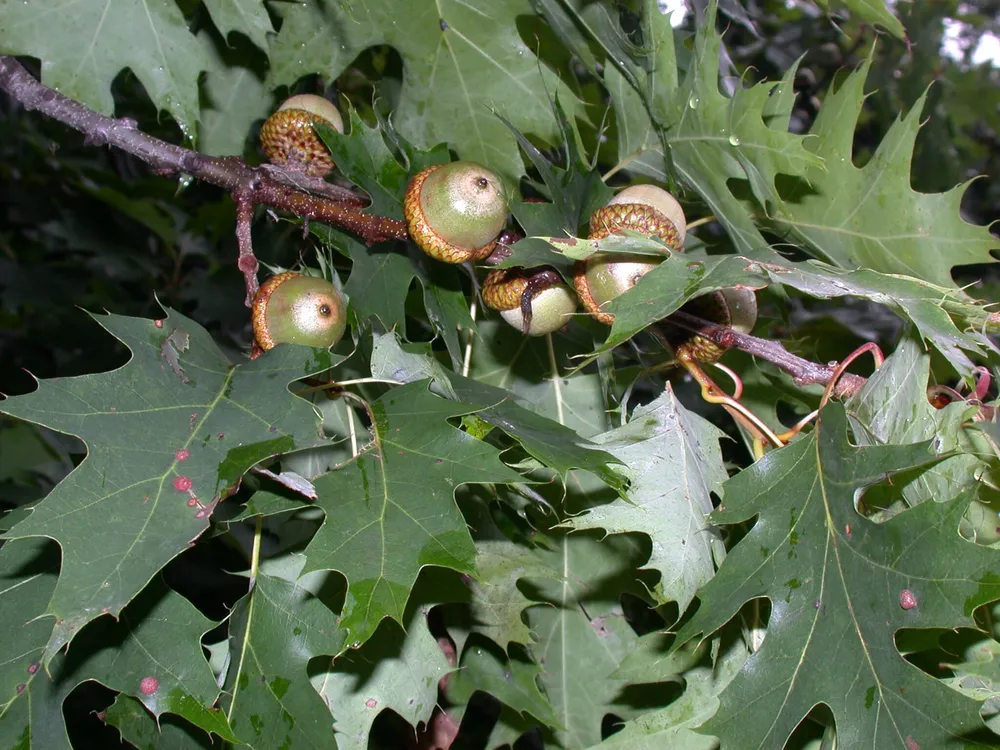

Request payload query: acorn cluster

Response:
[250,94,755,358]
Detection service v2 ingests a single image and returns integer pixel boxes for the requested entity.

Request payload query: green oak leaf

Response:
[521,533,651,748]
[266,0,581,184]
[447,638,560,730]
[318,224,474,361]
[202,0,273,50]
[301,381,525,644]
[848,334,991,510]
[459,537,555,648]
[339,234,415,333]
[450,374,627,491]
[222,561,345,749]
[675,403,1000,749]
[499,104,614,239]
[816,0,904,38]
[199,32,270,158]
[411,251,476,371]
[314,600,452,750]
[0,308,344,662]
[769,53,998,288]
[0,0,210,139]
[942,637,1000,708]
[0,538,61,748]
[369,332,626,490]
[594,629,750,750]
[316,108,450,220]
[571,385,728,612]
[657,2,824,255]
[105,694,214,750]
[57,579,236,743]
[0,539,236,747]
[469,320,611,440]
[612,632,706,686]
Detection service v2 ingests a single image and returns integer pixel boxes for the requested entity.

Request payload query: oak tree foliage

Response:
[0,0,998,748]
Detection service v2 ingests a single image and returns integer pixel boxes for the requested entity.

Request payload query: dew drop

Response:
[729,135,741,146]
[687,96,700,109]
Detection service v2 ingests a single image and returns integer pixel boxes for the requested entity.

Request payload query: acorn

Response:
[251,272,346,354]
[482,267,577,336]
[668,286,758,362]
[574,185,756,361]
[960,497,1000,546]
[574,184,685,326]
[404,161,508,264]
[259,94,344,177]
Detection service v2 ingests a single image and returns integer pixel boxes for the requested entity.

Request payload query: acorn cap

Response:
[671,288,758,362]
[260,95,344,177]
[482,268,529,311]
[606,185,687,244]
[404,162,508,263]
[252,272,347,352]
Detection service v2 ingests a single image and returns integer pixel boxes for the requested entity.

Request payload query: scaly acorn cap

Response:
[606,184,687,244]
[404,162,508,264]
[671,287,758,363]
[251,272,347,353]
[482,267,577,336]
[260,94,344,177]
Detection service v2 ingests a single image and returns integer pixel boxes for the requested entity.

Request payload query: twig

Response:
[664,310,868,397]
[0,57,408,250]
[234,191,259,305]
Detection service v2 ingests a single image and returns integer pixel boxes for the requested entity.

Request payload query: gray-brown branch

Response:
[665,309,867,397]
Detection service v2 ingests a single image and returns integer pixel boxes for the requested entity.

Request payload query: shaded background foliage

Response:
[0,0,998,748]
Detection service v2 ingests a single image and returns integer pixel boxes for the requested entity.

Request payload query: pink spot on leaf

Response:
[173,476,193,492]
[365,698,377,709]
[139,676,159,695]
[154,320,164,328]
[175,449,190,461]
[899,589,917,610]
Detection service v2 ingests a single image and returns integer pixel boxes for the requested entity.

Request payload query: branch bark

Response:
[664,309,867,397]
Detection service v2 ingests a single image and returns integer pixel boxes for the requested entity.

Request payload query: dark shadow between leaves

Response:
[786,702,835,749]
[63,681,134,750]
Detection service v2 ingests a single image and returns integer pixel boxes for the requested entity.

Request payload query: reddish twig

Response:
[234,191,259,305]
